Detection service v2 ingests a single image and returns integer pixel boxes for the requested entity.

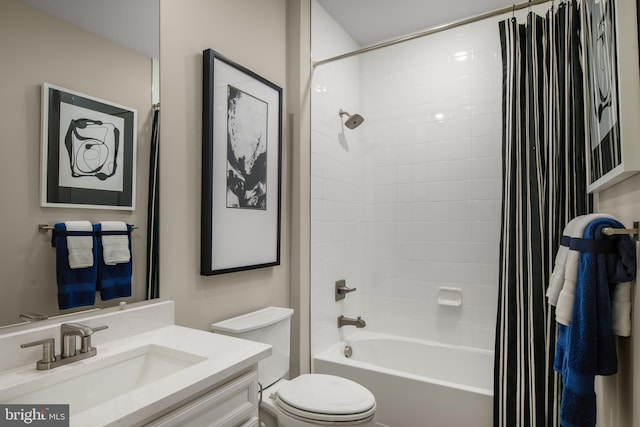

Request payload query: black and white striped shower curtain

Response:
[146,107,160,299]
[494,3,591,426]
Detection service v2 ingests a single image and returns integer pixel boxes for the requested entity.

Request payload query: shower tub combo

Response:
[313,332,493,427]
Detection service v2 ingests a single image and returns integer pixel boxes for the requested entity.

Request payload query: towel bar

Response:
[38,224,137,232]
[602,221,639,241]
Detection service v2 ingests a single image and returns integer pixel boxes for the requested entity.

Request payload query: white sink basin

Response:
[2,344,206,415]
[0,318,271,427]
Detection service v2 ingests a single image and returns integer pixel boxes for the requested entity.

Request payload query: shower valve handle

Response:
[335,280,357,301]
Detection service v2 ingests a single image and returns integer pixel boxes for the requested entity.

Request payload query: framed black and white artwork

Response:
[584,0,621,189]
[41,83,137,209]
[584,0,640,192]
[201,49,282,275]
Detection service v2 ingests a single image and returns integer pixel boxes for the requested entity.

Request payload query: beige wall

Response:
[0,0,152,326]
[159,0,294,337]
[286,0,312,376]
[597,174,640,427]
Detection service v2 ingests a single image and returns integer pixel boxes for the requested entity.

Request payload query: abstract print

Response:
[226,85,268,210]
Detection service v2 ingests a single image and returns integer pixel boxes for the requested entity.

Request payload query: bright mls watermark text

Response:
[0,405,69,426]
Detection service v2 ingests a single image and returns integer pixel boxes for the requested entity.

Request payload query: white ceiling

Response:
[19,0,159,59]
[316,0,519,46]
[20,0,519,59]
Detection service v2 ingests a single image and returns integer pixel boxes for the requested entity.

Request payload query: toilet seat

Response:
[274,374,376,423]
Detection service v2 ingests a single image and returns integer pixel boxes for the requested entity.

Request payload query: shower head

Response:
[339,109,365,129]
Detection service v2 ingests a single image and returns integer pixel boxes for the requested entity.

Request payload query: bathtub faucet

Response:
[338,315,366,328]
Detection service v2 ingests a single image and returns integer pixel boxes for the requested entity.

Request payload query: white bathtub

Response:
[313,332,493,427]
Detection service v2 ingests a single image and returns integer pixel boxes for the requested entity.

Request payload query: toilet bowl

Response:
[260,375,376,427]
[211,307,377,427]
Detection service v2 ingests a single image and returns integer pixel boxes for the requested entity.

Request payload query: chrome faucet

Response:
[61,323,106,358]
[337,315,366,328]
[21,322,108,370]
[19,312,48,322]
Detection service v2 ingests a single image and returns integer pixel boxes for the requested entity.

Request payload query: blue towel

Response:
[555,218,636,427]
[95,223,132,300]
[52,223,97,309]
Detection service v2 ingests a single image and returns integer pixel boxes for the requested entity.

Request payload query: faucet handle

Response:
[21,337,56,365]
[335,280,357,301]
[80,325,108,354]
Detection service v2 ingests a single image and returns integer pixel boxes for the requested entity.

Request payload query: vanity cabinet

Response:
[145,369,260,427]
[0,302,271,427]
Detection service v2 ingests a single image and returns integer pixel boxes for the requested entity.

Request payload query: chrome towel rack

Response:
[602,221,639,241]
[38,224,137,232]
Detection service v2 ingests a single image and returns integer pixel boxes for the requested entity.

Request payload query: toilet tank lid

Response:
[211,307,294,333]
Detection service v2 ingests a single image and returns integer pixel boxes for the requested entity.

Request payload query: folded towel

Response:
[555,214,613,325]
[100,221,131,265]
[64,220,94,269]
[612,282,632,337]
[95,223,132,301]
[52,223,97,309]
[555,217,636,427]
[547,217,578,306]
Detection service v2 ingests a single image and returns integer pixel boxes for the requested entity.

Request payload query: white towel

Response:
[100,221,130,265]
[612,282,632,337]
[547,217,578,306]
[64,221,94,269]
[555,213,614,325]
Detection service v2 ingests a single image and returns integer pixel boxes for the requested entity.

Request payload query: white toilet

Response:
[211,307,377,427]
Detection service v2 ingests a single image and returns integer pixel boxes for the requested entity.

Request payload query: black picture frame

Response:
[201,49,283,275]
[41,83,137,210]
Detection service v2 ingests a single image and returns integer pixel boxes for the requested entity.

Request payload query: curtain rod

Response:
[313,0,552,68]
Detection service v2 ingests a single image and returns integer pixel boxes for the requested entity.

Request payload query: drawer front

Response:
[237,417,259,427]
[146,371,259,427]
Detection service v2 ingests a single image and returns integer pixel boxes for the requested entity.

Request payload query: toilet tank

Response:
[211,307,294,388]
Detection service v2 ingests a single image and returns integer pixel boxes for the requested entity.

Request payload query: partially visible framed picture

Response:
[584,0,621,189]
[583,0,640,192]
[201,49,282,275]
[41,83,137,210]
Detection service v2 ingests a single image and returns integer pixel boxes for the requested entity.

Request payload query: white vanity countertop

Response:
[0,324,271,427]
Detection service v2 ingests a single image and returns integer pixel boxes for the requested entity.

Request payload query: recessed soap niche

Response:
[438,287,463,307]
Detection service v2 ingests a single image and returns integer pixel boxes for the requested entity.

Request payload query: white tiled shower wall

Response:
[311,1,364,355]
[311,1,503,355]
